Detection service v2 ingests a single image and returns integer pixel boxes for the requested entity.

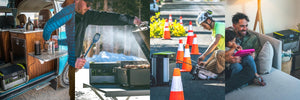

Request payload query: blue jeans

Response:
[230,63,243,77]
[225,63,255,93]
[226,55,257,93]
[230,55,257,76]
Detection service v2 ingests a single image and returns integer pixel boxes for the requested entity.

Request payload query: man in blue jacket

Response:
[44,0,141,99]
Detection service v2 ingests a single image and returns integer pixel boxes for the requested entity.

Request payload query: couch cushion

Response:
[226,68,300,100]
[253,31,282,70]
[257,41,274,74]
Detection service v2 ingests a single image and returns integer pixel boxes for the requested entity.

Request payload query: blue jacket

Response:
[43,4,76,67]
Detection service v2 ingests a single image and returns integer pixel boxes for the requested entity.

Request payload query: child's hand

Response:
[236,45,243,51]
[197,56,206,65]
[199,61,207,67]
[232,42,238,49]
[231,56,241,63]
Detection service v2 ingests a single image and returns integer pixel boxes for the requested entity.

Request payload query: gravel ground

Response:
[13,86,69,100]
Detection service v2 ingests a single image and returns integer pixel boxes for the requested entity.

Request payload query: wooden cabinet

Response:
[0,31,11,63]
[10,32,56,79]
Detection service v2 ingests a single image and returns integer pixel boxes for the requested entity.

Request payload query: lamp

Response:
[253,0,265,34]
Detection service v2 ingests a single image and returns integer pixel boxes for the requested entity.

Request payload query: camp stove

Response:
[89,61,150,87]
[89,62,120,85]
[115,61,150,87]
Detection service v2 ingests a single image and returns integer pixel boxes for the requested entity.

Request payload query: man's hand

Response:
[197,56,206,65]
[133,16,141,25]
[75,58,86,69]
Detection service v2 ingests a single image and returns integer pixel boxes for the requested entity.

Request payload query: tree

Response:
[91,0,149,21]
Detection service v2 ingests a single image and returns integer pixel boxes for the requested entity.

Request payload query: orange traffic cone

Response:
[186,21,194,46]
[169,68,184,100]
[163,19,171,39]
[169,14,173,25]
[179,16,183,26]
[191,34,201,55]
[176,39,184,63]
[181,44,192,72]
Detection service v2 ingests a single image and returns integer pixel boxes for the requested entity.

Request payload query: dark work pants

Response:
[225,62,255,94]
[69,65,75,100]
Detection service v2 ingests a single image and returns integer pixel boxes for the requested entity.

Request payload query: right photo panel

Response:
[225,0,300,100]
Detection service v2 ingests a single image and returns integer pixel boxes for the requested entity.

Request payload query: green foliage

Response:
[150,12,164,38]
[170,20,187,37]
[150,12,187,38]
[91,0,149,21]
[112,0,140,18]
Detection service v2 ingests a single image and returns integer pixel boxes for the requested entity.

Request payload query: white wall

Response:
[226,0,299,33]
[296,0,300,30]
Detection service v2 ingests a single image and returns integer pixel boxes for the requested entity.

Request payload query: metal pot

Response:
[44,41,55,54]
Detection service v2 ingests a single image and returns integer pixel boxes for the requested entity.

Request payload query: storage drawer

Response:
[10,33,17,38]
[89,62,121,84]
[115,67,128,86]
[128,68,150,86]
[115,67,150,87]
[10,33,25,39]
[17,34,25,39]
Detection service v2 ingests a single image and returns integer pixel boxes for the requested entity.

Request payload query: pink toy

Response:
[234,49,255,57]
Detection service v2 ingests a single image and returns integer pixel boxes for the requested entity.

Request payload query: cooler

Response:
[151,52,175,86]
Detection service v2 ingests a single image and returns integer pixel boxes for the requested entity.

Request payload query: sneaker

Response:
[253,76,266,86]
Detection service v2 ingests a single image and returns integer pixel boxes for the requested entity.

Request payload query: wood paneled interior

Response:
[0,31,11,63]
[23,32,44,53]
[0,32,3,60]
[27,54,55,79]
[11,32,56,79]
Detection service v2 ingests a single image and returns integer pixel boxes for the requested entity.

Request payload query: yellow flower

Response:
[150,13,186,38]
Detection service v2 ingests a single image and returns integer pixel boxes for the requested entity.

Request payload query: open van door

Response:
[52,0,69,88]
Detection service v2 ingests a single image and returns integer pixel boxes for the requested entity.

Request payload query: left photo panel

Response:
[0,0,70,99]
[0,0,150,100]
